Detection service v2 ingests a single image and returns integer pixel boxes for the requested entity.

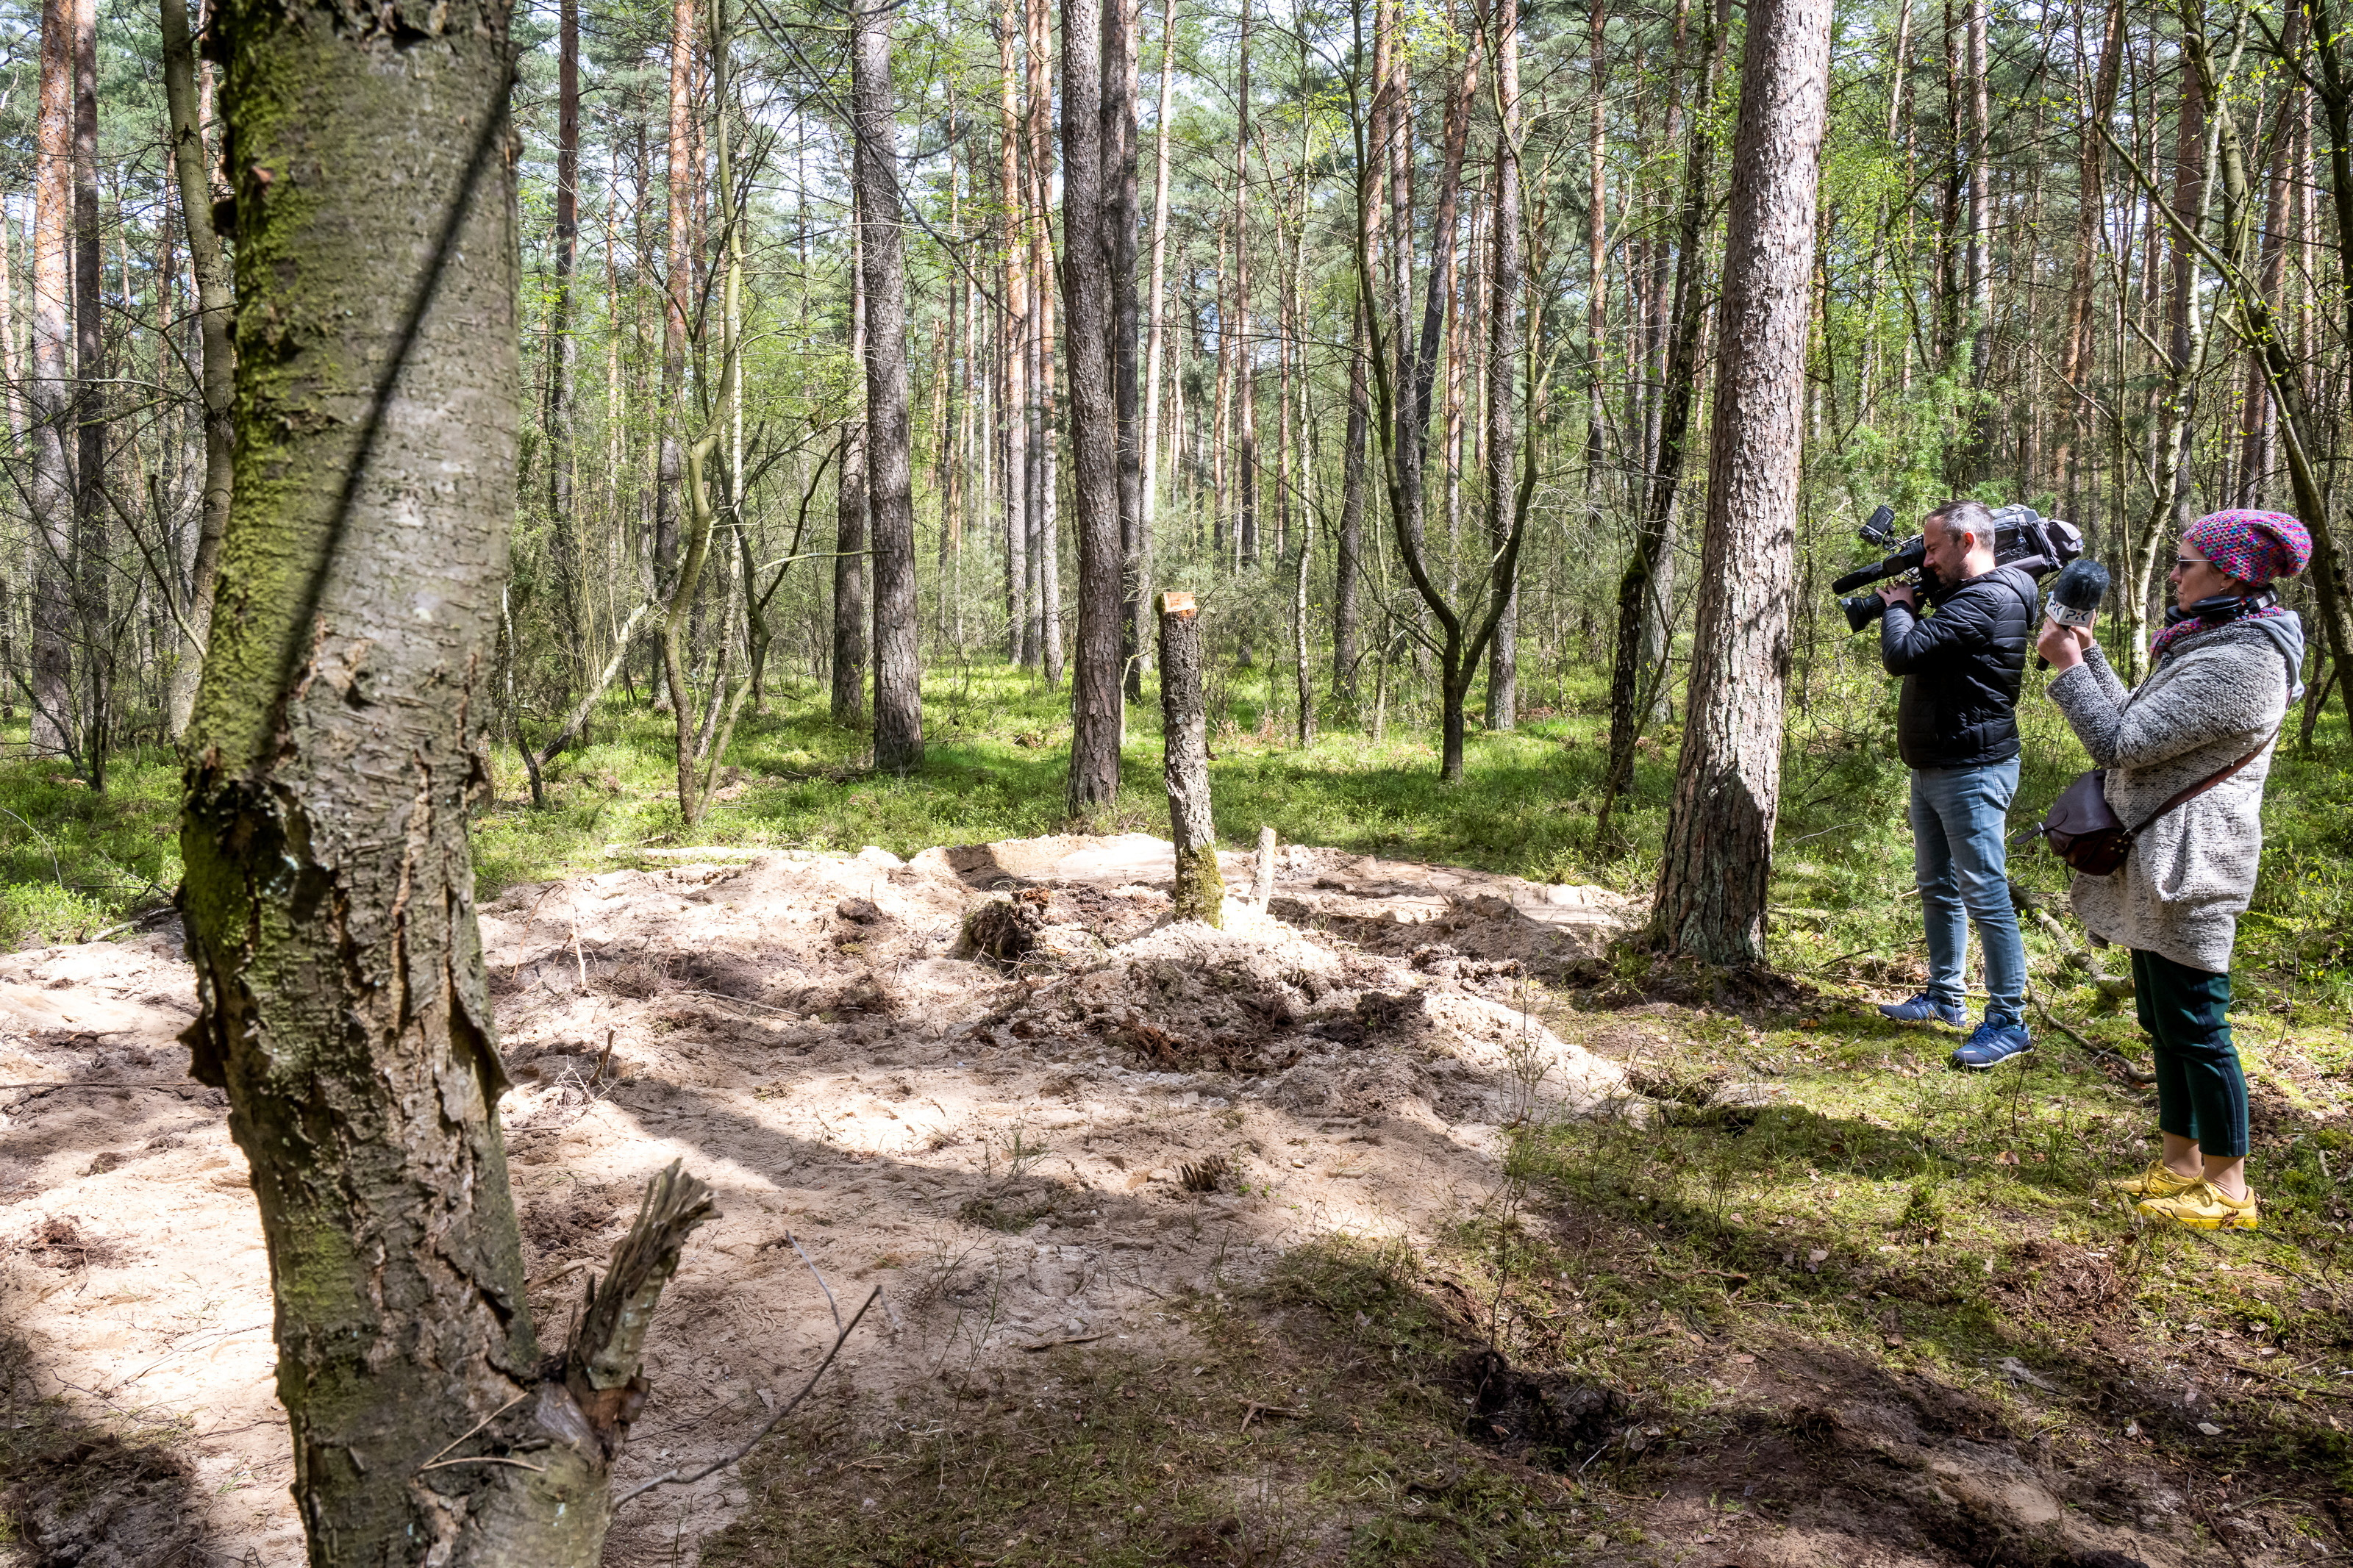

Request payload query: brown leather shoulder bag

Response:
[2037,727,2278,876]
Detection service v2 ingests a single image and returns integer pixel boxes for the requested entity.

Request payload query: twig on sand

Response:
[613,1284,888,1506]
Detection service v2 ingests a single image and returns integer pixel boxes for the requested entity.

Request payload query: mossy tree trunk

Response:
[179,0,710,1558]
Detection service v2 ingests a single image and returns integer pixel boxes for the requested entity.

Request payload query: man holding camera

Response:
[1876,500,2038,1068]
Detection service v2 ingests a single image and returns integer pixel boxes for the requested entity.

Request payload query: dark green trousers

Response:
[2132,948,2247,1159]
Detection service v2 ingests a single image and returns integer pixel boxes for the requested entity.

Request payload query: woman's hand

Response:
[2037,617,2091,670]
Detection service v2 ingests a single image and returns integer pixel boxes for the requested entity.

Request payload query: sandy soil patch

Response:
[0,835,1634,1566]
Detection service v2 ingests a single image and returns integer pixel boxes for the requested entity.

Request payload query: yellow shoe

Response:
[2110,1161,2199,1198]
[2135,1181,2260,1231]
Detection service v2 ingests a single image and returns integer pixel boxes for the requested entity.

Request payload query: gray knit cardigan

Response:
[2042,618,2302,973]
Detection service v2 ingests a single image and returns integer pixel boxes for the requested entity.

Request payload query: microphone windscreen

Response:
[2046,559,2110,627]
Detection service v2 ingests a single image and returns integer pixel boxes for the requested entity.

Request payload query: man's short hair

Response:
[1927,499,1995,554]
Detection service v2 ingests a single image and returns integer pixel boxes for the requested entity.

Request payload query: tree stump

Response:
[1157,593,1223,926]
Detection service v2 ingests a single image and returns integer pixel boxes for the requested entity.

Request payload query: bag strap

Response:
[2124,723,2282,838]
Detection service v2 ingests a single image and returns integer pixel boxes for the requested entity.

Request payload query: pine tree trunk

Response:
[833,206,870,724]
[2052,0,2122,523]
[1138,0,1176,676]
[1959,0,1991,480]
[1650,0,1832,965]
[1584,0,1607,482]
[854,4,923,773]
[27,0,72,759]
[1000,0,1031,664]
[1482,0,1521,734]
[1109,0,1144,705]
[1232,0,1257,568]
[1065,0,1123,813]
[1595,0,1726,844]
[1334,295,1366,714]
[546,0,585,696]
[655,0,695,606]
[72,0,108,788]
[161,0,235,740]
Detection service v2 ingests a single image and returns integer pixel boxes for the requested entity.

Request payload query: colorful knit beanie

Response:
[2185,509,2313,587]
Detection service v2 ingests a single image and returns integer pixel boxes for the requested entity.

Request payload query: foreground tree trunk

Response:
[180,0,709,1556]
[161,0,235,740]
[1649,0,1831,964]
[854,0,922,773]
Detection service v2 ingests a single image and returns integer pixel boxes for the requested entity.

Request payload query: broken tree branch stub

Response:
[1157,593,1224,926]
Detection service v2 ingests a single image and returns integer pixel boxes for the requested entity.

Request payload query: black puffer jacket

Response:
[1879,565,2038,769]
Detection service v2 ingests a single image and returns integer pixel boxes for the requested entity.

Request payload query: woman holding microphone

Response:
[2037,509,2310,1231]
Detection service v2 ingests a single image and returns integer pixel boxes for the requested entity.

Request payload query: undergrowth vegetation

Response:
[4,651,2347,1004]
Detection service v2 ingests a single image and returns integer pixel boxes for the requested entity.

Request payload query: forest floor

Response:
[2,663,2352,1567]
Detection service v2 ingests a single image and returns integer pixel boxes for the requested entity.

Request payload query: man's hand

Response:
[2036,617,2092,670]
[1880,581,1918,611]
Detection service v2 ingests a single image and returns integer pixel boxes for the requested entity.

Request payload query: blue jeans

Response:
[1909,759,2026,1027]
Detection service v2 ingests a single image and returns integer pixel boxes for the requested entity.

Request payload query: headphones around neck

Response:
[2164,587,2279,629]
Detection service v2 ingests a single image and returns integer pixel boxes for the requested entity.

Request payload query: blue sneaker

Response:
[1951,1021,2032,1070]
[1878,992,1967,1028]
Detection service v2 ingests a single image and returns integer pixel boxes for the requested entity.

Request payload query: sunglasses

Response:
[2171,556,2203,571]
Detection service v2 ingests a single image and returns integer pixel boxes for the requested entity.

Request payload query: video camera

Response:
[1832,503,2082,633]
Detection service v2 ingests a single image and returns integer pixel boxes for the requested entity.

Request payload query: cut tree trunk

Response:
[1649,0,1832,965]
[1158,593,1223,925]
[181,0,712,1555]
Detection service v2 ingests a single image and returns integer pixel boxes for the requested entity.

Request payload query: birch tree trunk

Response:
[1650,0,1832,965]
[181,0,712,1555]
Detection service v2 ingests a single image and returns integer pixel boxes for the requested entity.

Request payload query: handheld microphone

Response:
[2044,559,2110,629]
[2038,559,2109,669]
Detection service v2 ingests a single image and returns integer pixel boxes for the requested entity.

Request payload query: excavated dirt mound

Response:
[0,836,1640,1566]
